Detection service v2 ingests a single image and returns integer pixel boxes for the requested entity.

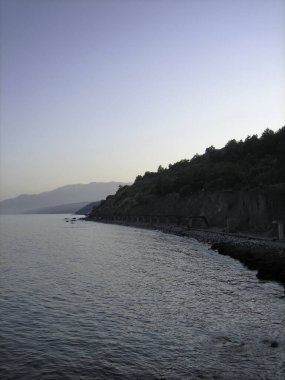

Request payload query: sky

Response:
[0,0,284,201]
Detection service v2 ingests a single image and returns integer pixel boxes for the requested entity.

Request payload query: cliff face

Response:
[181,187,285,232]
[89,185,285,234]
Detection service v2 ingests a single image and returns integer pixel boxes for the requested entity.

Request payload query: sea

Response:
[0,214,284,380]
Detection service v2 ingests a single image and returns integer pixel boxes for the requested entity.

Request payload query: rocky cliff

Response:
[89,185,285,234]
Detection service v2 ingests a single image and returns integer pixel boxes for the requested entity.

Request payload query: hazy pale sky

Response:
[0,0,284,200]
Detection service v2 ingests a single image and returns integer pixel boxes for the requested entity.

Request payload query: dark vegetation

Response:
[96,127,285,211]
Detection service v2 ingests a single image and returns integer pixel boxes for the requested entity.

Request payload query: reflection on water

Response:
[0,215,284,379]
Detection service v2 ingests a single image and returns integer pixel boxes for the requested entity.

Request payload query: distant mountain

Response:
[75,202,100,215]
[0,182,130,214]
[23,202,94,214]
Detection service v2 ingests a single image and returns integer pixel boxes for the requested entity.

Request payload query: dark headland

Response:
[86,127,285,286]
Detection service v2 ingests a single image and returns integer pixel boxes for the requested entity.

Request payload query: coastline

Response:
[85,218,285,287]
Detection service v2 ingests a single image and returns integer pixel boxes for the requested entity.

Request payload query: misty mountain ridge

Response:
[0,182,130,214]
[22,202,93,215]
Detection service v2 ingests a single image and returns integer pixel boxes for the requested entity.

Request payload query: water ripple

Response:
[0,215,284,379]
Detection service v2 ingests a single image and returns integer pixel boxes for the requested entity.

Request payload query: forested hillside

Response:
[138,127,285,193]
[88,127,285,232]
[95,127,284,208]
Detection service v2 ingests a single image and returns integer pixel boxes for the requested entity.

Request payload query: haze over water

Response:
[0,215,284,379]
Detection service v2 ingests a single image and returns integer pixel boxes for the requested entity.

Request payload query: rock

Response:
[210,242,285,286]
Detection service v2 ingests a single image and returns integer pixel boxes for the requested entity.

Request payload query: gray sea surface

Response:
[0,215,284,379]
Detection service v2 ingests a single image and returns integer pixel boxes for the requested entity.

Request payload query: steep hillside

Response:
[75,202,100,215]
[89,127,285,233]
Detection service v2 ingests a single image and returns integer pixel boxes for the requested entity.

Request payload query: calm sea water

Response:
[0,215,284,380]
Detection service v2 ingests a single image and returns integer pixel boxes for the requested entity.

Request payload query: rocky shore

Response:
[86,218,285,287]
[151,225,285,286]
